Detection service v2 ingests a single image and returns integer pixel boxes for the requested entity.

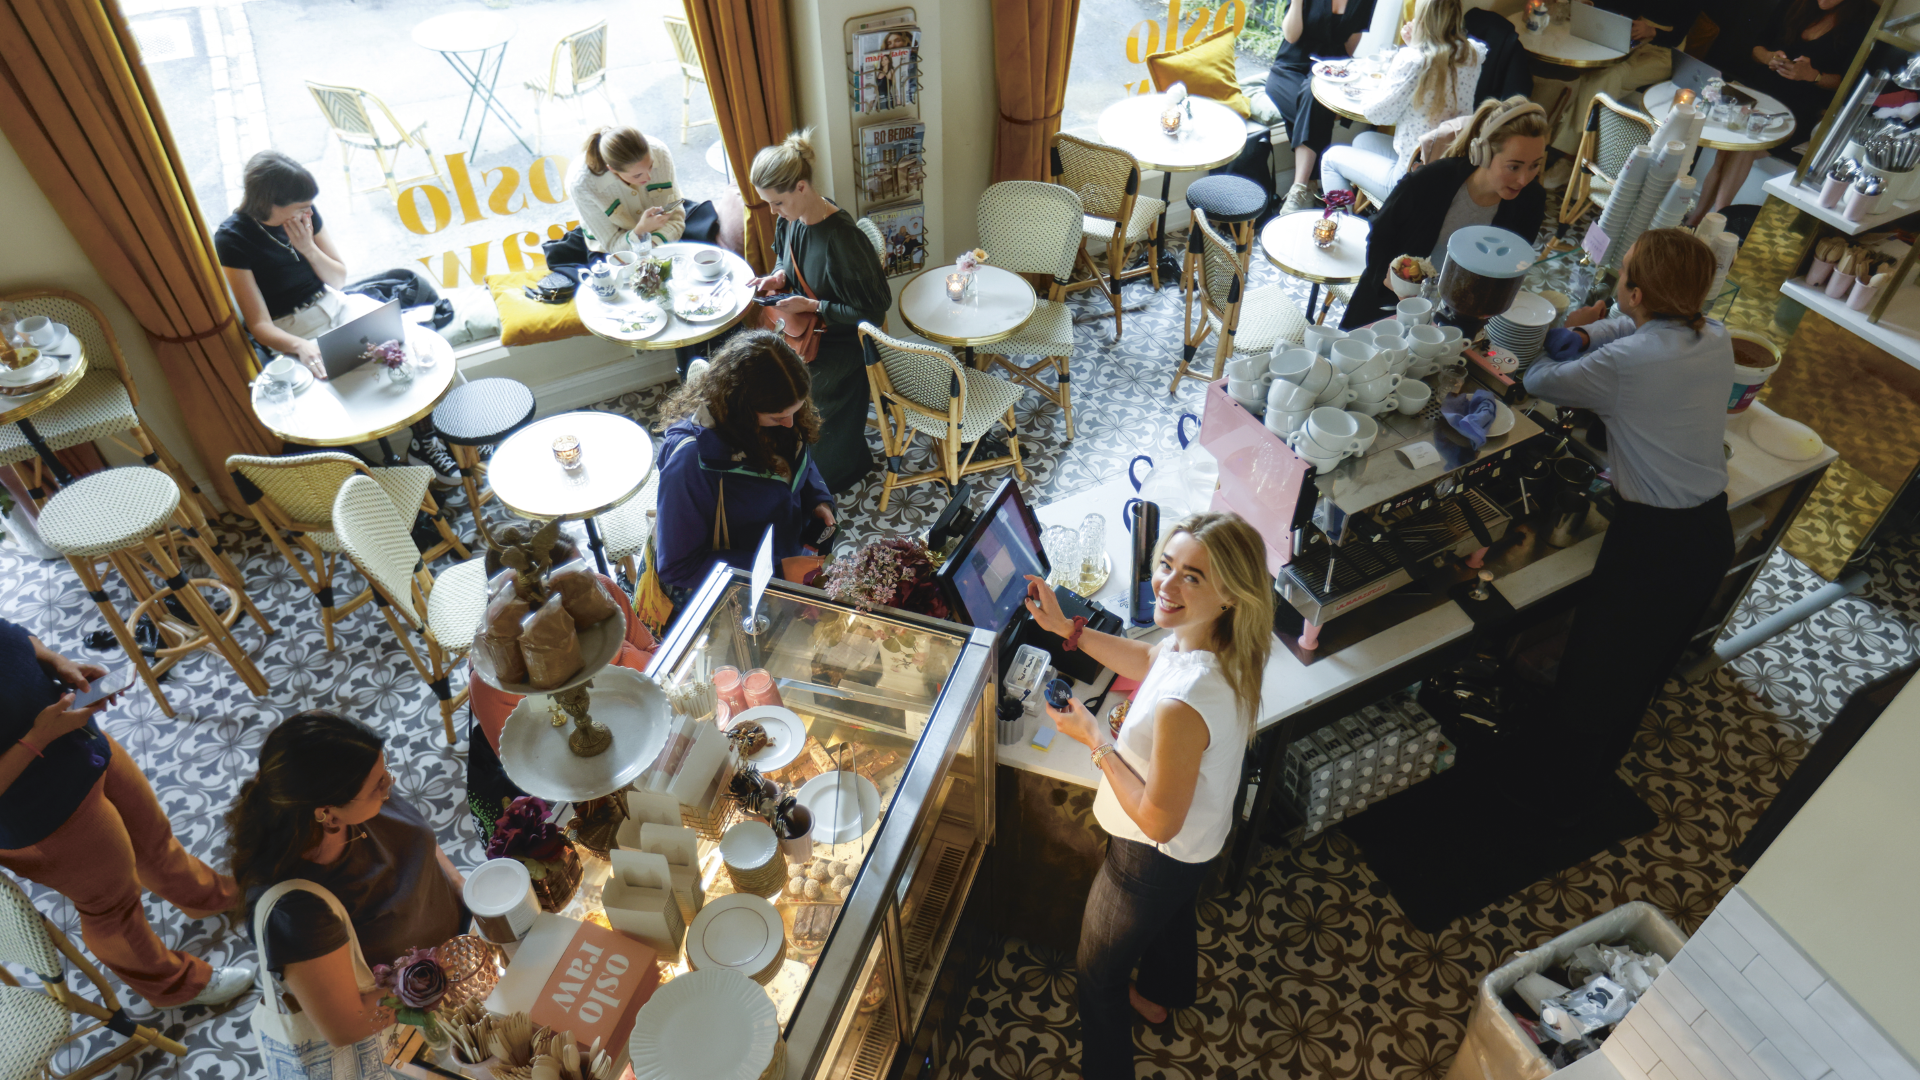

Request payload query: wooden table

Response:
[487,410,655,576]
[1263,210,1372,325]
[1643,80,1797,154]
[573,242,756,352]
[250,321,458,464]
[896,265,1036,366]
[1097,92,1249,282]
[1507,12,1629,68]
[0,327,89,485]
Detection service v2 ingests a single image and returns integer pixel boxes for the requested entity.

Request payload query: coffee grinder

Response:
[1434,225,1533,339]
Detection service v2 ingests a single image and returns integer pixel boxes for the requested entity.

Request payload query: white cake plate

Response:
[498,666,671,802]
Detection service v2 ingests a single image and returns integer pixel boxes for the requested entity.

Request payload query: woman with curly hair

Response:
[651,329,835,593]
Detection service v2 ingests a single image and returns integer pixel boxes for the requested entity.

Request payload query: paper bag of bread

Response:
[520,592,584,689]
[548,558,620,627]
[476,569,532,684]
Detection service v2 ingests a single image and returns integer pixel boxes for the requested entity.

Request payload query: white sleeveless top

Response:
[1091,641,1250,863]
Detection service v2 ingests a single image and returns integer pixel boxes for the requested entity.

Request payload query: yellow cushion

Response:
[1146,26,1251,119]
[485,271,589,347]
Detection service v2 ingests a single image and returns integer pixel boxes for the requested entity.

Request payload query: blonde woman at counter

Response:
[1023,512,1274,1080]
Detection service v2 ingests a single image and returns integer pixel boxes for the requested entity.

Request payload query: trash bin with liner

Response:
[1443,901,1689,1080]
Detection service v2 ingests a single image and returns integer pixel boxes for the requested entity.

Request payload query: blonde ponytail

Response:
[750,130,817,193]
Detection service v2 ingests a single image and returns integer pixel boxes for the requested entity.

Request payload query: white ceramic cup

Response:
[1265,408,1310,437]
[1396,379,1433,415]
[1313,375,1356,406]
[1349,351,1391,384]
[1352,371,1402,402]
[1408,325,1449,358]
[1375,341,1410,376]
[1350,396,1394,417]
[1277,353,1334,396]
[1302,407,1361,454]
[1405,357,1437,379]
[1269,348,1318,381]
[1346,327,1376,347]
[1396,297,1434,326]
[1302,325,1345,358]
[17,316,56,348]
[1348,412,1379,454]
[1440,325,1464,351]
[265,356,298,383]
[1227,357,1266,383]
[1267,378,1316,412]
[606,250,641,270]
[693,249,725,280]
[1288,431,1347,470]
[1228,378,1265,405]
[1330,338,1375,374]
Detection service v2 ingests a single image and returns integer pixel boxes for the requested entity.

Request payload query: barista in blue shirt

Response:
[1520,228,1735,786]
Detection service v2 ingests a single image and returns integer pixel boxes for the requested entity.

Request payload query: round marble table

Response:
[1262,211,1372,325]
[1507,12,1629,68]
[1097,92,1250,281]
[1643,80,1797,153]
[1310,61,1378,125]
[574,242,755,351]
[0,328,89,485]
[251,321,459,464]
[487,410,656,576]
[897,265,1036,364]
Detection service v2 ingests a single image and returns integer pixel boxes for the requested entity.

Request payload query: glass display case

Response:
[648,565,997,1080]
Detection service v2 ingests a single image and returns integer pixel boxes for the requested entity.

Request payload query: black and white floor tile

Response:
[1,235,1912,1080]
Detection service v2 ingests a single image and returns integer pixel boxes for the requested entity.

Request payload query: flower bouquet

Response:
[374,946,450,1047]
[486,795,582,911]
[361,338,411,385]
[820,537,950,619]
[632,255,673,300]
[955,248,987,275]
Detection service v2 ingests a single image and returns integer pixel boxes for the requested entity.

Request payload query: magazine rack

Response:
[846,7,925,278]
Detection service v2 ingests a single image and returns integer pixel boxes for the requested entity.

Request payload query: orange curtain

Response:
[991,0,1084,183]
[681,0,797,275]
[0,0,274,509]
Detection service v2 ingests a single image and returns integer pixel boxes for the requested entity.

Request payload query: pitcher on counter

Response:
[1023,512,1274,1080]
[1517,228,1735,792]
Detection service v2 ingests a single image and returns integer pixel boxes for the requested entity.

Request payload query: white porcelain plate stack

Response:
[630,967,786,1080]
[686,892,788,986]
[1486,291,1555,373]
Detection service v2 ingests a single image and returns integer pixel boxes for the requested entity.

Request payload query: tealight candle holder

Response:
[552,434,583,470]
[1674,88,1696,108]
[946,273,967,303]
[1160,106,1183,135]
[1312,217,1339,248]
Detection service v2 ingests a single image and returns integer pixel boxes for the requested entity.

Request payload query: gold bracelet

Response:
[1090,744,1117,770]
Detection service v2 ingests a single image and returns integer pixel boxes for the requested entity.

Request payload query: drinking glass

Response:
[258,376,293,409]
[711,665,749,713]
[1041,525,1076,575]
[1077,513,1107,585]
[743,668,783,708]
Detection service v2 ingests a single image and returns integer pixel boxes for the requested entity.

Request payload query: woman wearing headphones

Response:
[1339,95,1549,329]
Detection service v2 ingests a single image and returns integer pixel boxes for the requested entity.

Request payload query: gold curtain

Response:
[681,0,796,275]
[0,0,273,509]
[991,0,1084,184]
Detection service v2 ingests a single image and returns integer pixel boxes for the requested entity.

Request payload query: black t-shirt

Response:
[248,797,465,974]
[214,209,328,320]
[0,619,111,850]
[1272,0,1378,70]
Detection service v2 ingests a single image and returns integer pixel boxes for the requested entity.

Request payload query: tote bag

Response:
[250,879,393,1080]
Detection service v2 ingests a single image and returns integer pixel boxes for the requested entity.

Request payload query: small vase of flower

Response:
[954,248,988,300]
[373,947,450,1054]
[363,339,412,386]
[1315,190,1354,248]
[485,796,582,912]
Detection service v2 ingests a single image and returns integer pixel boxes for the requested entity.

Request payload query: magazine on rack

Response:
[853,26,920,113]
[859,120,926,206]
[866,203,926,278]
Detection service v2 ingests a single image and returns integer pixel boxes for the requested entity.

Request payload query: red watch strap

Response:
[1062,615,1089,651]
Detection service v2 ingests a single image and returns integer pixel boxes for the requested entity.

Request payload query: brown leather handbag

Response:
[754,236,824,362]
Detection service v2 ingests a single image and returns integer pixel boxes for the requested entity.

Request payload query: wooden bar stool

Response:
[1174,176,1267,395]
[431,378,536,547]
[36,467,273,716]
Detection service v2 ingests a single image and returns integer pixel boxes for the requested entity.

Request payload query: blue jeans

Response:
[1076,836,1212,1080]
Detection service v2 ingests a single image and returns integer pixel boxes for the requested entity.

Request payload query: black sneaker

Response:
[409,434,461,486]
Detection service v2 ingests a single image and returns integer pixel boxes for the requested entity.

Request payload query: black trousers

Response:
[1077,836,1212,1080]
[1543,492,1735,780]
[1265,64,1338,156]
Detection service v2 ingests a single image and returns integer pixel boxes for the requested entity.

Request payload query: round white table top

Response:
[1643,81,1797,153]
[1262,211,1372,285]
[897,265,1037,348]
[1096,93,1247,173]
[1507,12,1628,68]
[0,340,87,426]
[251,323,458,447]
[1311,72,1372,125]
[411,10,515,53]
[574,242,756,351]
[488,410,654,522]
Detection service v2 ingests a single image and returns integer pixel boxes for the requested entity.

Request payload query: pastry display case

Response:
[646,565,997,1080]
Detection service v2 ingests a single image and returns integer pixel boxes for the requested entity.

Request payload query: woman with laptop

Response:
[1536,0,1705,164]
[1319,0,1486,206]
[215,150,459,478]
[1686,0,1875,226]
[1022,512,1273,1080]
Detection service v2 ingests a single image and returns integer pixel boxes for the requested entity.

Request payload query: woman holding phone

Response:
[1021,513,1274,1080]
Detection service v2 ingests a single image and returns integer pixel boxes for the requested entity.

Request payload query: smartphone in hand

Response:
[800,514,837,549]
[753,293,799,307]
[72,667,134,709]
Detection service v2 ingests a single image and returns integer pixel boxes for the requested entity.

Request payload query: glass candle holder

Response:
[1745,112,1769,138]
[743,668,783,708]
[946,273,967,303]
[552,434,583,470]
[1160,106,1183,135]
[1312,217,1339,248]
[1674,87,1695,109]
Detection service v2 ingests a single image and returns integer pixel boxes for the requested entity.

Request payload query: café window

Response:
[1060,0,1264,135]
[127,0,726,298]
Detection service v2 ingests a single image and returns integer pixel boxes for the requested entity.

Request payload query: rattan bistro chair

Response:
[228,453,470,652]
[331,474,490,744]
[525,21,616,153]
[305,81,443,206]
[1049,134,1167,342]
[1169,210,1309,394]
[0,874,189,1080]
[973,181,1084,439]
[662,16,714,143]
[598,466,659,585]
[0,289,215,519]
[1557,92,1656,240]
[859,323,1026,512]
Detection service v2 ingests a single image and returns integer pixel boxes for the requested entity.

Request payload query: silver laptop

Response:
[1669,50,1721,95]
[1570,4,1633,52]
[316,299,405,379]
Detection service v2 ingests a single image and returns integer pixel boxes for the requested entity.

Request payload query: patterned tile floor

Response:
[2,237,1913,1080]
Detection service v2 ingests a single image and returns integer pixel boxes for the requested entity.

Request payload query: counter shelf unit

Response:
[646,564,997,1080]
[1790,0,1910,187]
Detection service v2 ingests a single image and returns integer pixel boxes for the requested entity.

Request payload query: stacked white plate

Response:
[630,967,785,1080]
[686,892,788,985]
[1486,292,1555,371]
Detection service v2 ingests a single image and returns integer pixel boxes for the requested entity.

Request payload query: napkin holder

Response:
[602,850,686,961]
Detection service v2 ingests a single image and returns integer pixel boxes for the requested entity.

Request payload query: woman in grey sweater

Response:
[746,131,891,493]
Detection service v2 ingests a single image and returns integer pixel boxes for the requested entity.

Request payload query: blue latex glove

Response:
[1544,327,1587,362]
[1440,389,1500,450]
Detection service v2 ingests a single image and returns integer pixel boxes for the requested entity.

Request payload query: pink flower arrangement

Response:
[954,248,988,274]
[486,796,569,863]
[361,338,407,370]
[821,537,950,619]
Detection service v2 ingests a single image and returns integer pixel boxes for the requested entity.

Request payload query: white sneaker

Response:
[1281,182,1318,214]
[185,965,255,1007]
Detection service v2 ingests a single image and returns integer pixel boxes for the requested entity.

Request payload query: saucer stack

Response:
[1486,292,1555,372]
[685,893,788,986]
[719,820,788,897]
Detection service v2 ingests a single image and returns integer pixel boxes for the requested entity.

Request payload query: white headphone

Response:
[1468,101,1546,167]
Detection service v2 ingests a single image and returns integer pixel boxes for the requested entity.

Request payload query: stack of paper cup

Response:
[1649,101,1694,157]
[464,858,540,943]
[1694,213,1726,244]
[1706,232,1741,307]
[1651,176,1698,231]
[1595,145,1652,247]
[1622,140,1688,258]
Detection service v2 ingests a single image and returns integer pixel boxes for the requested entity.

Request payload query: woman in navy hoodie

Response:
[654,329,836,593]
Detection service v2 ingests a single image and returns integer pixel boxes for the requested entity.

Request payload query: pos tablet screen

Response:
[936,479,1049,632]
